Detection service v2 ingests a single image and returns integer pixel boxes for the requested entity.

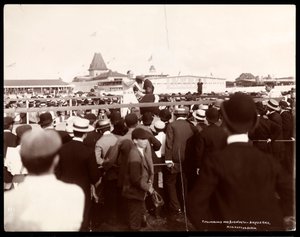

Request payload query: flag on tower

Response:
[148,55,153,62]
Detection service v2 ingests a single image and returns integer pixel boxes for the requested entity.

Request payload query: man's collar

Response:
[73,137,84,142]
[227,133,249,144]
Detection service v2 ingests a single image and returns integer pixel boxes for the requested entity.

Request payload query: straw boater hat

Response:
[266,99,280,111]
[174,106,189,116]
[72,117,94,132]
[192,109,206,121]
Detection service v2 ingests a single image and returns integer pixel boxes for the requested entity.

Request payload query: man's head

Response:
[205,107,220,124]
[221,93,257,134]
[266,99,280,112]
[174,106,189,118]
[4,116,14,130]
[95,119,111,133]
[20,129,62,175]
[142,112,154,126]
[265,82,275,92]
[38,112,53,128]
[132,128,149,149]
[125,113,139,128]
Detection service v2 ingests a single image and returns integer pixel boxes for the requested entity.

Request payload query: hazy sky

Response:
[4,4,295,82]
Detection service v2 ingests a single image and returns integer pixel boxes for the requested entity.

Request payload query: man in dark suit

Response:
[83,113,102,149]
[164,106,197,222]
[4,116,17,189]
[187,93,295,231]
[56,117,101,231]
[185,107,227,191]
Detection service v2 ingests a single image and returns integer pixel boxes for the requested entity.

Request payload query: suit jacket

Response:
[195,123,228,168]
[268,111,284,160]
[56,140,100,196]
[248,116,278,154]
[280,110,293,139]
[165,119,197,172]
[4,131,18,157]
[122,145,153,201]
[187,142,294,231]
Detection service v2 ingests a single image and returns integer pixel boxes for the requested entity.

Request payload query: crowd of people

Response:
[3,81,296,231]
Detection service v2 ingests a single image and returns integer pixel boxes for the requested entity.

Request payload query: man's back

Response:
[4,175,84,231]
[57,140,99,193]
[188,143,294,230]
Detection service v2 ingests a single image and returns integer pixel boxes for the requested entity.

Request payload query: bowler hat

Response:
[38,112,53,127]
[266,99,280,111]
[72,117,94,132]
[205,107,219,124]
[142,112,154,126]
[221,93,257,133]
[159,109,172,122]
[16,125,32,139]
[4,116,14,127]
[110,111,122,125]
[174,106,189,116]
[132,127,150,140]
[125,113,138,127]
[20,129,62,159]
[84,113,97,125]
[96,119,110,130]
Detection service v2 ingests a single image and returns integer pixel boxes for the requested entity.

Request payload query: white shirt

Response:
[4,174,85,231]
[155,131,166,158]
[267,89,282,98]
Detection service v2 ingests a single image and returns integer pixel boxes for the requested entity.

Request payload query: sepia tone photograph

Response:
[3,4,295,232]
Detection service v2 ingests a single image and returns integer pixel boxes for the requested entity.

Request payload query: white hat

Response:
[72,117,94,132]
[192,109,206,121]
[266,99,280,111]
[199,104,209,110]
[154,120,166,130]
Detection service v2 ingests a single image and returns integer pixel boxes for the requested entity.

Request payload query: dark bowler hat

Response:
[125,113,138,127]
[221,93,257,133]
[16,125,32,140]
[142,112,154,126]
[38,112,53,127]
[174,106,189,116]
[159,109,172,122]
[4,116,14,127]
[205,107,219,124]
[110,110,122,125]
[84,113,97,124]
[132,127,150,140]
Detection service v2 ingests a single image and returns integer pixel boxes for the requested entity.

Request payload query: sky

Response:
[4,4,295,82]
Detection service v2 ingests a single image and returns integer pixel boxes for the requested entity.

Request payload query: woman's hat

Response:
[192,109,206,121]
[221,93,257,133]
[72,117,94,132]
[266,99,280,111]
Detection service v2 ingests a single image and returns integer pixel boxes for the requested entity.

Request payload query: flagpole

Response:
[164,5,170,50]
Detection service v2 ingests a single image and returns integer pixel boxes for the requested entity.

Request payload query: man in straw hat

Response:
[4,129,85,231]
[187,93,294,231]
[55,117,101,231]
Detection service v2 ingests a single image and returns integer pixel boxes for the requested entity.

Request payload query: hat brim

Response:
[72,125,94,132]
[192,111,205,121]
[266,103,280,111]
